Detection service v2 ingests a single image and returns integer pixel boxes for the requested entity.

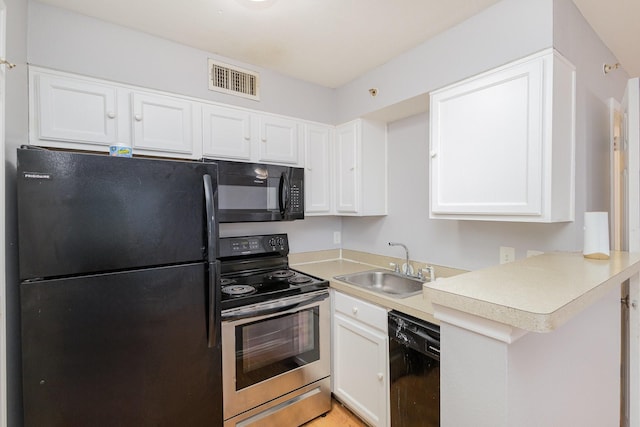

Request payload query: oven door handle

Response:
[222,291,329,321]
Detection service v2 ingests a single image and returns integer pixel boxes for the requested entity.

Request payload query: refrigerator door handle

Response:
[207,260,221,348]
[203,174,218,261]
[203,174,220,348]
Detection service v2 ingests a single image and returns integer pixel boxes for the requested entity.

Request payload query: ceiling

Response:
[36,0,639,88]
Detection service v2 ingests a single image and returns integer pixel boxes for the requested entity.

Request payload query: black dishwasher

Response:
[388,310,440,427]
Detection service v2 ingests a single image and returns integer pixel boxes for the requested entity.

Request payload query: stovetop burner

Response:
[268,270,295,279]
[288,276,312,284]
[222,285,256,297]
[218,234,330,311]
[220,267,328,310]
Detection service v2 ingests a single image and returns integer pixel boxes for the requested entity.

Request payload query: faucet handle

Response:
[389,262,400,273]
[419,266,435,282]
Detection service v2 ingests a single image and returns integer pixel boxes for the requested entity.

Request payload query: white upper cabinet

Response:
[32,72,119,146]
[201,104,252,161]
[131,91,195,157]
[335,119,387,216]
[335,123,359,213]
[201,106,303,166]
[29,67,202,159]
[304,123,333,215]
[257,115,300,165]
[429,49,575,222]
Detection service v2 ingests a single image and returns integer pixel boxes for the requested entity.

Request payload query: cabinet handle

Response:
[134,114,143,122]
[107,112,116,119]
[352,306,358,315]
[430,151,437,158]
[377,373,383,381]
[261,138,267,143]
[349,166,355,171]
[0,58,16,69]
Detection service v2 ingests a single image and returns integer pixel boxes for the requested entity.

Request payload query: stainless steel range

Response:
[219,234,331,427]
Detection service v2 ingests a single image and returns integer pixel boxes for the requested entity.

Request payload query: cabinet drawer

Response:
[334,291,388,332]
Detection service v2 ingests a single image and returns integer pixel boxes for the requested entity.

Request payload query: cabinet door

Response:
[36,74,118,145]
[430,57,544,216]
[202,104,252,160]
[333,312,388,427]
[335,122,359,214]
[257,115,299,165]
[304,124,333,214]
[131,92,194,156]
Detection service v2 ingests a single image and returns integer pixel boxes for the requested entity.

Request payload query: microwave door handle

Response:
[279,172,290,218]
[203,174,220,348]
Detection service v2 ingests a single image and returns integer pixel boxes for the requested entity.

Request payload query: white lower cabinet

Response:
[332,291,389,427]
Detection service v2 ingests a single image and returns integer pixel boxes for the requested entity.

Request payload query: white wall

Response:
[342,0,630,271]
[4,0,28,424]
[220,216,342,254]
[26,0,344,253]
[342,113,580,270]
[27,1,336,124]
[335,0,554,123]
[20,0,634,270]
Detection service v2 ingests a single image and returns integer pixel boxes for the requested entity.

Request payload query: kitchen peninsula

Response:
[293,250,640,427]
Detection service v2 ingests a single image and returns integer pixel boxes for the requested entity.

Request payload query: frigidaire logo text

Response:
[23,172,52,180]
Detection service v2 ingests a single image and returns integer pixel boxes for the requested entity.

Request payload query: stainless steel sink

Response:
[333,269,425,298]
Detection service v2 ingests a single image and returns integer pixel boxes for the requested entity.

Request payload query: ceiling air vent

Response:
[208,59,260,100]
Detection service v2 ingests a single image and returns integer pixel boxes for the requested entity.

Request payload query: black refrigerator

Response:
[16,148,222,426]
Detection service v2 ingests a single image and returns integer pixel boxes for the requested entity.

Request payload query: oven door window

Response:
[235,306,320,390]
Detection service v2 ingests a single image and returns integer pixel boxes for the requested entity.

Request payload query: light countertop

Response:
[292,250,640,333]
[425,251,640,332]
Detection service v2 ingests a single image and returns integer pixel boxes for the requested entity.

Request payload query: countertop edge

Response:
[425,251,640,333]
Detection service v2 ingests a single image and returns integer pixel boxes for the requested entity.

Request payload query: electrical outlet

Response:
[499,246,515,264]
[333,231,341,245]
[527,250,544,257]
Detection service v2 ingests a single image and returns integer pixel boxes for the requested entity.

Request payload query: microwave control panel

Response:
[290,182,302,213]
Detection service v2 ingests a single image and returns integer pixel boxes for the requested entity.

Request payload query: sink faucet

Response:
[388,242,411,275]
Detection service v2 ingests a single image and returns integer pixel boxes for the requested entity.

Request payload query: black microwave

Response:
[215,160,304,223]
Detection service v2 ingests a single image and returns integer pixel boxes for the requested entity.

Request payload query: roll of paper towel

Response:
[583,212,610,260]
